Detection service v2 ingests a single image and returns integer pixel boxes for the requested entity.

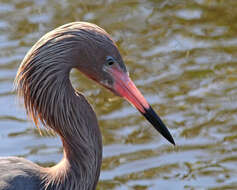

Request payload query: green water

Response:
[0,0,237,189]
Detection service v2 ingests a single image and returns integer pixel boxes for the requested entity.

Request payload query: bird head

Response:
[40,22,175,145]
[66,22,175,145]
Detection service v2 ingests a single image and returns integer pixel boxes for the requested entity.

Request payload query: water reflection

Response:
[0,0,237,189]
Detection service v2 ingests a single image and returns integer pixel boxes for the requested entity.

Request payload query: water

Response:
[0,0,237,189]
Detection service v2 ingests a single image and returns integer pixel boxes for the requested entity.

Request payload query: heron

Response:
[0,22,175,190]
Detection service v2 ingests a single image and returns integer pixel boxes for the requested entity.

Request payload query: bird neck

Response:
[41,71,102,190]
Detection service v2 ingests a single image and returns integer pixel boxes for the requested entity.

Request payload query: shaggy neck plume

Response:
[41,71,102,190]
[15,26,102,190]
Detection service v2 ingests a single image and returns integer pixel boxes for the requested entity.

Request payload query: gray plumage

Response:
[0,157,42,190]
[0,21,175,190]
[0,22,124,190]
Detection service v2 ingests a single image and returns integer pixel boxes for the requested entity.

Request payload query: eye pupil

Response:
[108,60,114,65]
[106,56,115,66]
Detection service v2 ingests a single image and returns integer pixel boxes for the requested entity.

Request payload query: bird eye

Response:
[106,56,115,66]
[108,60,114,66]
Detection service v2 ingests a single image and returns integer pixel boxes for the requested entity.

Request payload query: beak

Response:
[111,68,175,145]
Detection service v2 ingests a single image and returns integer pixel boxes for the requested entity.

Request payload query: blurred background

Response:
[0,0,237,189]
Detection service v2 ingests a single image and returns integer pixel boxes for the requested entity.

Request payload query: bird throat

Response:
[42,73,103,190]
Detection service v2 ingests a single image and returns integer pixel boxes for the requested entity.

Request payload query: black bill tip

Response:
[142,106,175,145]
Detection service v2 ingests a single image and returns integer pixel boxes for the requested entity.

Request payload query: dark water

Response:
[0,0,237,189]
